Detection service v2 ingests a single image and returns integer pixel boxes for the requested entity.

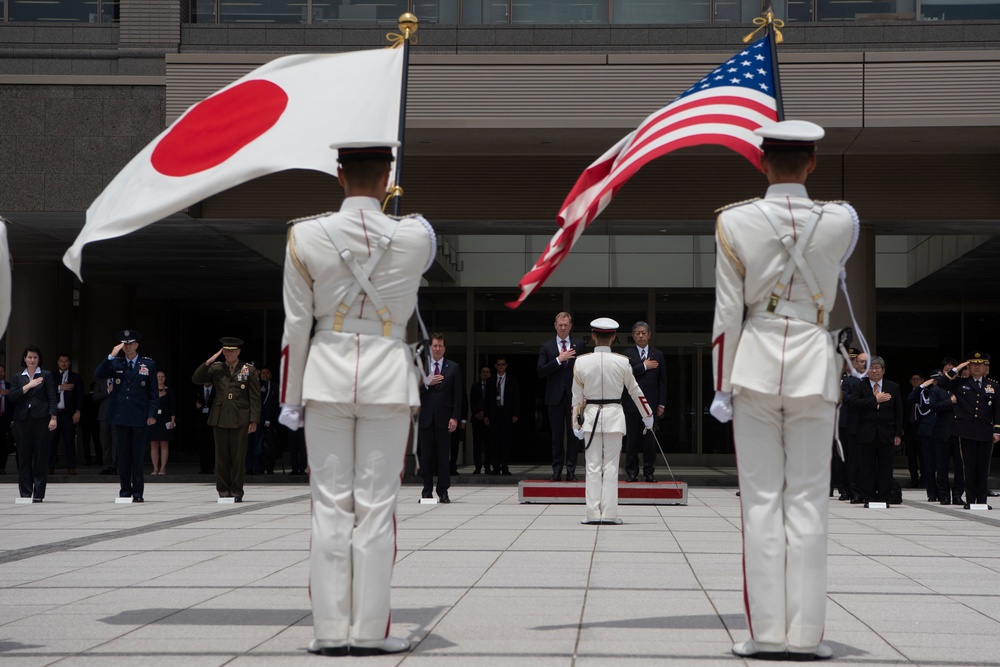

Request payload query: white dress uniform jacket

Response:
[712,183,856,403]
[0,219,10,338]
[280,196,435,408]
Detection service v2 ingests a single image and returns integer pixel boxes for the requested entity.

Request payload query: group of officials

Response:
[836,350,999,509]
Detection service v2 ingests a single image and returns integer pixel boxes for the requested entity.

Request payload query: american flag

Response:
[508,33,780,309]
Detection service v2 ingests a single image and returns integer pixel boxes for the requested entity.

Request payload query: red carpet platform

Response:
[518,479,688,505]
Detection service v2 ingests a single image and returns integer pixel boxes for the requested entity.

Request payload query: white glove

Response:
[573,429,585,441]
[278,405,304,431]
[709,391,733,423]
[642,415,654,430]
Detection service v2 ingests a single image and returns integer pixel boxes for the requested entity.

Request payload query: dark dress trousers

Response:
[850,378,904,503]
[258,379,279,473]
[485,374,520,473]
[9,369,59,499]
[908,384,953,501]
[840,375,863,501]
[96,355,159,500]
[49,368,83,471]
[194,385,216,473]
[537,337,585,476]
[622,346,667,479]
[93,379,117,473]
[469,379,490,472]
[927,381,961,503]
[0,379,12,474]
[419,357,463,496]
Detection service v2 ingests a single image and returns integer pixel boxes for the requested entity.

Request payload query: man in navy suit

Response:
[95,329,158,502]
[537,312,586,481]
[622,321,667,482]
[419,333,463,503]
[485,356,519,476]
[49,353,84,474]
[849,355,904,505]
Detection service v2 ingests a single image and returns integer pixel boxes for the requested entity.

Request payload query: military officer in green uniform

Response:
[192,337,261,502]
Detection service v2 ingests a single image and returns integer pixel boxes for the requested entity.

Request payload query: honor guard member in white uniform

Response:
[0,217,10,337]
[710,120,859,661]
[571,318,653,524]
[278,142,435,657]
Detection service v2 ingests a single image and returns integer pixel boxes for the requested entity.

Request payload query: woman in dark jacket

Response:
[8,345,58,501]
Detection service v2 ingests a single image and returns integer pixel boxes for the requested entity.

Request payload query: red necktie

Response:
[434,361,440,375]
[561,340,567,353]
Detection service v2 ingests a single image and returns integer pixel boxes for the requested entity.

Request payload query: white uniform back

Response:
[572,348,649,433]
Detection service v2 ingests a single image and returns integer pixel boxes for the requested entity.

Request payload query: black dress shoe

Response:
[566,473,577,482]
[850,498,864,504]
[626,474,638,482]
[838,494,851,501]
[133,497,144,503]
[439,495,451,504]
[940,499,950,505]
[954,498,965,506]
[234,497,243,503]
[988,490,999,497]
[644,474,656,483]
[32,498,43,503]
[551,473,562,481]
[963,503,971,510]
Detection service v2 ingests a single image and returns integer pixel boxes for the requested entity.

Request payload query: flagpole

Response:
[744,4,785,121]
[386,13,418,216]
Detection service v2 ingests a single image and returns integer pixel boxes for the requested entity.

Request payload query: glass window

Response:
[10,0,93,21]
[194,0,218,22]
[102,0,119,22]
[219,0,308,23]
[512,0,608,23]
[612,0,708,23]
[320,0,407,21]
[462,0,511,23]
[414,0,460,23]
[920,0,1000,20]
[814,0,900,21]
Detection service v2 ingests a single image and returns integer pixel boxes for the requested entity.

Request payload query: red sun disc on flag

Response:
[151,80,289,177]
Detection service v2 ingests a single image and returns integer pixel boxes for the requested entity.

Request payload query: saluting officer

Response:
[571,318,653,525]
[192,337,260,502]
[95,330,158,502]
[942,352,1000,508]
[710,120,858,661]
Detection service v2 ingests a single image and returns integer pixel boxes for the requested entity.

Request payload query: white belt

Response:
[748,299,827,327]
[316,315,406,339]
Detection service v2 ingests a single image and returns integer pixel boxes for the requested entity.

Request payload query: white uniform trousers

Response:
[305,401,410,642]
[733,388,834,651]
[584,431,623,521]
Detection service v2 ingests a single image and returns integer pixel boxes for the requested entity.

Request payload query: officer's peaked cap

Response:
[755,120,824,152]
[590,317,619,334]
[118,329,140,343]
[220,337,244,349]
[968,351,990,363]
[332,141,400,164]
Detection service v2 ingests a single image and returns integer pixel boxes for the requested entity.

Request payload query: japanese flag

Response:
[63,48,404,280]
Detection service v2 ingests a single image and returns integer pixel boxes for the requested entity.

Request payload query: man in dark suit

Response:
[95,329,159,502]
[622,321,667,482]
[537,311,586,481]
[258,367,280,474]
[49,353,84,474]
[469,365,491,474]
[849,355,903,505]
[195,381,216,474]
[485,356,519,476]
[419,333,463,502]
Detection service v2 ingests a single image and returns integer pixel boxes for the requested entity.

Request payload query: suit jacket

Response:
[0,378,12,426]
[712,183,856,403]
[419,358,463,428]
[259,380,278,426]
[195,385,216,416]
[54,369,84,413]
[95,355,160,428]
[192,360,261,428]
[839,375,860,434]
[470,378,489,422]
[849,377,904,445]
[93,378,113,421]
[485,374,520,424]
[9,369,59,420]
[622,346,667,413]
[537,337,585,405]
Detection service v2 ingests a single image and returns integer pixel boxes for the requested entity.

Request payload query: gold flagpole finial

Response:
[743,9,784,44]
[387,12,419,48]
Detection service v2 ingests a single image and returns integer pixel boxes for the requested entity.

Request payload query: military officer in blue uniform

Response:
[942,352,1000,508]
[95,329,159,502]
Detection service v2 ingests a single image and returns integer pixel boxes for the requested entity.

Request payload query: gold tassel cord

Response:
[386,12,419,48]
[382,186,404,212]
[743,11,784,44]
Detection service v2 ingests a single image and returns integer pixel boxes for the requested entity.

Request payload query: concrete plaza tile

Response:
[509,528,598,551]
[60,656,232,667]
[476,551,591,588]
[425,528,523,550]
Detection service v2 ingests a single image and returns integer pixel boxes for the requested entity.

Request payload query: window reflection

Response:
[512,0,608,23]
[612,0,709,24]
[9,0,118,22]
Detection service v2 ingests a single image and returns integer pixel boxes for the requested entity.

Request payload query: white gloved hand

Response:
[573,429,585,441]
[642,414,654,430]
[709,391,733,423]
[279,405,304,431]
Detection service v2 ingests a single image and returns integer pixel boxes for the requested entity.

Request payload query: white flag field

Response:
[63,48,404,280]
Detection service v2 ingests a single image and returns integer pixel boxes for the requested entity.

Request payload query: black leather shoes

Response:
[838,494,851,501]
[234,497,243,503]
[626,474,638,482]
[566,473,577,482]
[644,474,656,483]
[439,495,451,504]
[551,473,562,481]
[133,497,144,503]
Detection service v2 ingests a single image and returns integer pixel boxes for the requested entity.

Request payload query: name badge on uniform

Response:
[202,407,210,414]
